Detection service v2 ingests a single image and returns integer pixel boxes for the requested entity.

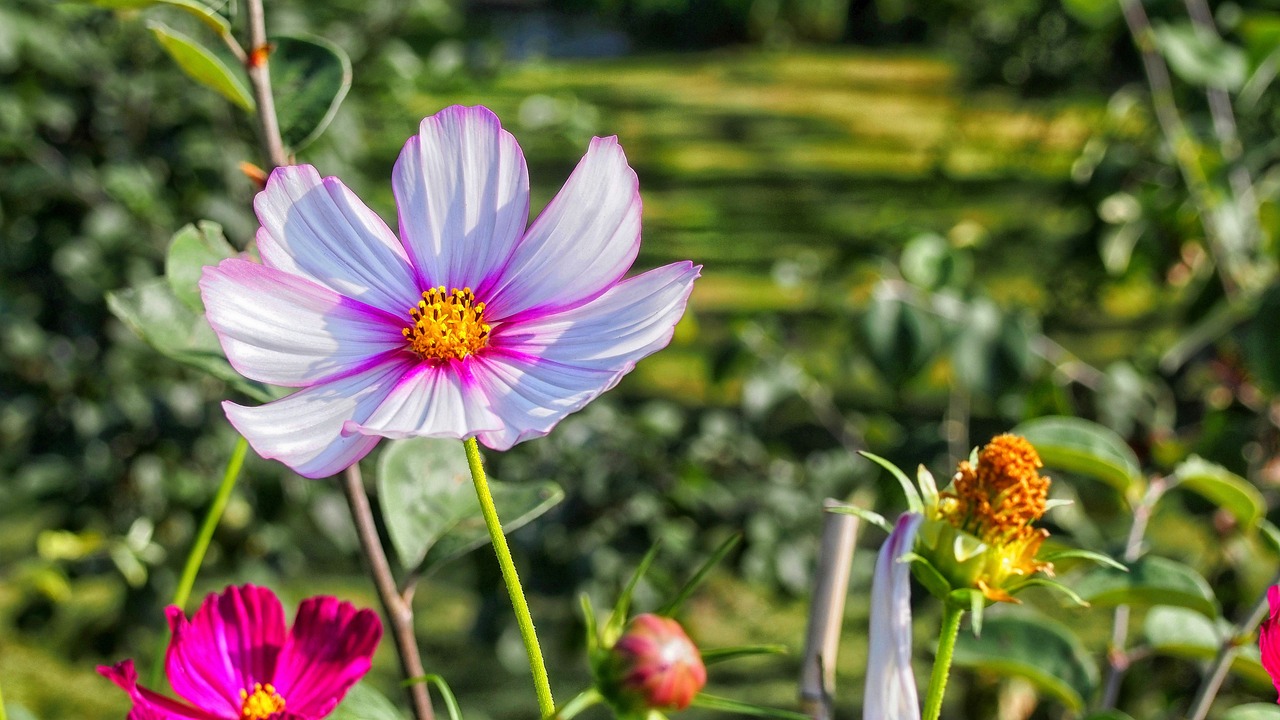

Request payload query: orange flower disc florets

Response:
[946,434,1050,544]
[402,286,491,361]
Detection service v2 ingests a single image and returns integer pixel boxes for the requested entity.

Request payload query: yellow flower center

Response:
[239,682,286,720]
[943,434,1050,545]
[402,286,491,361]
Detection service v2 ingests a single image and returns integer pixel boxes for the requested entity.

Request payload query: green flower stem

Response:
[463,437,555,717]
[0,678,7,720]
[922,603,964,720]
[149,435,249,687]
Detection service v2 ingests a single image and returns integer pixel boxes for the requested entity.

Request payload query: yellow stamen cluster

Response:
[403,286,491,361]
[240,682,286,720]
[944,434,1050,545]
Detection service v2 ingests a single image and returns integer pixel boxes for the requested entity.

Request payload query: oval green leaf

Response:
[375,437,563,573]
[1014,416,1143,496]
[106,278,276,402]
[329,682,407,720]
[77,0,231,34]
[165,220,236,312]
[952,609,1098,711]
[1224,704,1280,720]
[1170,455,1265,529]
[269,34,352,152]
[148,20,253,111]
[1143,605,1271,686]
[1073,556,1219,617]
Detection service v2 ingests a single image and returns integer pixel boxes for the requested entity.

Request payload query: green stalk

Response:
[0,678,7,720]
[149,436,249,686]
[922,604,964,720]
[463,437,555,717]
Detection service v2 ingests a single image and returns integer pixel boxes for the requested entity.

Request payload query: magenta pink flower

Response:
[200,105,700,478]
[1261,584,1280,701]
[601,613,707,712]
[98,584,381,719]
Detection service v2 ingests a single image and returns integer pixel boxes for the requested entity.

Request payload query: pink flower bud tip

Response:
[605,613,707,711]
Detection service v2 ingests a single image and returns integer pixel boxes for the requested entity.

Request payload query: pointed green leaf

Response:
[825,503,891,533]
[1007,577,1090,607]
[106,278,276,402]
[700,644,788,665]
[1040,548,1126,572]
[165,220,236,312]
[1014,416,1143,496]
[1073,556,1218,617]
[148,20,253,111]
[606,543,662,644]
[580,592,600,650]
[375,437,563,572]
[904,553,954,602]
[1223,704,1280,720]
[269,35,352,152]
[70,0,231,34]
[1169,455,1265,529]
[659,533,740,616]
[952,609,1098,711]
[691,693,811,720]
[329,682,408,720]
[858,451,923,513]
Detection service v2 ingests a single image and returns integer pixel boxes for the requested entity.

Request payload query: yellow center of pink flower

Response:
[402,286,491,361]
[239,682,286,719]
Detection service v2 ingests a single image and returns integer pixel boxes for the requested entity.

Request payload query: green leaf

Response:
[1154,21,1249,90]
[329,682,408,720]
[403,674,463,720]
[700,644,788,665]
[952,609,1098,711]
[1061,0,1120,27]
[606,543,662,645]
[106,278,275,402]
[659,533,740,616]
[1085,712,1136,720]
[1143,606,1271,686]
[1169,455,1265,529]
[375,437,563,572]
[1073,556,1219,617]
[269,35,352,152]
[690,693,811,720]
[825,503,891,533]
[70,0,231,34]
[1014,416,1143,497]
[148,20,253,111]
[580,592,600,650]
[1007,577,1091,607]
[1039,548,1127,572]
[165,220,236,312]
[1224,704,1280,720]
[858,451,923,513]
[904,552,954,602]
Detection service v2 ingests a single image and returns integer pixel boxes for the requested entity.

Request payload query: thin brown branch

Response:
[243,0,287,168]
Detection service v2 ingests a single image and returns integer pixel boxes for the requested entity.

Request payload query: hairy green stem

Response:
[922,604,964,720]
[148,436,248,687]
[463,437,555,717]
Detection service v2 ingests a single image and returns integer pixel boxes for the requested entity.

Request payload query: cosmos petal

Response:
[864,513,923,720]
[392,105,530,294]
[271,597,382,716]
[484,136,642,319]
[345,361,503,440]
[1261,585,1280,699]
[97,660,221,720]
[202,258,406,388]
[255,165,418,313]
[224,359,414,479]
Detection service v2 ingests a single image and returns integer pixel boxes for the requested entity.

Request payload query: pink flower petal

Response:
[255,165,418,313]
[1261,585,1280,699]
[165,585,286,716]
[224,359,414,478]
[469,261,699,450]
[97,660,222,720]
[344,361,504,440]
[202,258,406,388]
[864,513,922,720]
[392,105,530,294]
[484,136,642,320]
[271,596,382,716]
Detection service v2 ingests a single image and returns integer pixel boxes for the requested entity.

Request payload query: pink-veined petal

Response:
[164,585,286,716]
[492,261,699,372]
[468,352,618,451]
[344,361,503,440]
[201,259,406,388]
[98,660,223,720]
[224,359,414,479]
[392,105,529,294]
[1261,585,1280,699]
[255,165,418,313]
[484,136,642,320]
[864,513,922,720]
[271,596,382,716]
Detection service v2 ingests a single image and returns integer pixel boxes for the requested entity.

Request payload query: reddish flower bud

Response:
[600,613,707,712]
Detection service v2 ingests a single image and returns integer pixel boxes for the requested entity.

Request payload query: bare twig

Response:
[799,502,860,720]
[243,0,287,168]
[340,466,436,720]
[1186,571,1280,720]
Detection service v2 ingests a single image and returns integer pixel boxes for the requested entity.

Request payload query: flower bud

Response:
[599,613,707,712]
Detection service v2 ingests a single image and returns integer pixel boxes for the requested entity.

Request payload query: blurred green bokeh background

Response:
[6,0,1280,717]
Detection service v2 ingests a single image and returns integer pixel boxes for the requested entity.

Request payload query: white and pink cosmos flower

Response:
[201,105,700,478]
